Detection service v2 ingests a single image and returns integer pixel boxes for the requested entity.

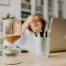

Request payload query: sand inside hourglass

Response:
[4,35,21,44]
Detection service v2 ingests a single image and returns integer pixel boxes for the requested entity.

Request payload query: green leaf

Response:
[6,13,11,19]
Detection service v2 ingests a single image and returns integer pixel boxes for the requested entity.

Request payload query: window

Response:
[41,0,43,5]
[58,0,63,18]
[21,0,31,22]
[59,11,63,18]
[21,11,31,18]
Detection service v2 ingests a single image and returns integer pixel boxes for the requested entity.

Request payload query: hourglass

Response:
[3,19,22,65]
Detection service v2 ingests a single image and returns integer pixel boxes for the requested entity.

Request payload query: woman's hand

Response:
[25,15,33,24]
[22,16,33,35]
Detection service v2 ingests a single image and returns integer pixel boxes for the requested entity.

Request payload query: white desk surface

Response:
[0,52,66,66]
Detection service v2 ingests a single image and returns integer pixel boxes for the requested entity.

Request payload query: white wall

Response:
[52,0,59,18]
[63,0,66,19]
[31,0,36,15]
[0,0,21,22]
[43,0,48,21]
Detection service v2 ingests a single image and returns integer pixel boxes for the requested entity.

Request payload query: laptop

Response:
[50,18,66,52]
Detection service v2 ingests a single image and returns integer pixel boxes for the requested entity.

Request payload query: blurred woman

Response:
[3,14,49,58]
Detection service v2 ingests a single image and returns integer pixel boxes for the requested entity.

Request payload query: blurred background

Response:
[0,0,66,34]
[0,0,66,55]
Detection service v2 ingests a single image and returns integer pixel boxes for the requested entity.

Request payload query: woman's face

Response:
[30,16,43,32]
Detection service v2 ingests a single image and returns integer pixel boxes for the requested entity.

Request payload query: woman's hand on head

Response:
[25,15,33,24]
[21,15,33,35]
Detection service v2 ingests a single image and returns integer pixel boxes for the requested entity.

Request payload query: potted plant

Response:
[3,13,16,20]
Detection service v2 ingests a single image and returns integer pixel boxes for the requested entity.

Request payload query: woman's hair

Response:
[28,14,46,33]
